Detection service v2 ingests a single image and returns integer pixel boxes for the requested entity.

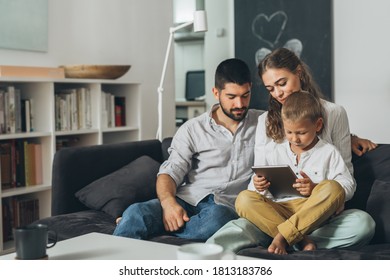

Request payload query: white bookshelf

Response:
[0,78,141,255]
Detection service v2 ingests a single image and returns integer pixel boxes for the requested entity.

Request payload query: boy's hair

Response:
[215,58,251,90]
[282,91,325,134]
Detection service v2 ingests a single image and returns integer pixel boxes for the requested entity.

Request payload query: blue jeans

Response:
[113,194,239,240]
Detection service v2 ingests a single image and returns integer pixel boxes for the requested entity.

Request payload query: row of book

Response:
[0,86,33,134]
[0,140,43,190]
[0,86,127,133]
[55,87,93,131]
[102,92,126,128]
[2,197,40,242]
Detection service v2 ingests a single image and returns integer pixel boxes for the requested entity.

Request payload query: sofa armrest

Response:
[347,144,390,210]
[51,139,163,216]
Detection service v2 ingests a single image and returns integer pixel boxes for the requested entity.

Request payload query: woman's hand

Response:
[253,174,270,192]
[351,135,378,156]
[293,171,316,196]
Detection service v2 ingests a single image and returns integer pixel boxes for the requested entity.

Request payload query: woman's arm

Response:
[351,134,378,156]
[322,101,353,174]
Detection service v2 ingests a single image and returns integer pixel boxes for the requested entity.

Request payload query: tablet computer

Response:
[251,165,302,197]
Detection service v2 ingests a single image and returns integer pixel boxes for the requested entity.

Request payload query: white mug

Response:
[176,243,234,260]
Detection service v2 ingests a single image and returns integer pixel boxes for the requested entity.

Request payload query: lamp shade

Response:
[193,10,208,32]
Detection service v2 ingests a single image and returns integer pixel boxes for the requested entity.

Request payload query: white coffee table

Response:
[0,232,256,260]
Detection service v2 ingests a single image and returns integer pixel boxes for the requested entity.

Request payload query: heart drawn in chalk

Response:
[251,11,288,48]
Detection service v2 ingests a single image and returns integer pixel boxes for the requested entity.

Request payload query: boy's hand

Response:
[253,174,270,192]
[293,171,316,196]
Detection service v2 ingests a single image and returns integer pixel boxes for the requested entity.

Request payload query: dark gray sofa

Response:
[36,138,390,259]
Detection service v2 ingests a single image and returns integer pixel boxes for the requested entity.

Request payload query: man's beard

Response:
[220,104,248,121]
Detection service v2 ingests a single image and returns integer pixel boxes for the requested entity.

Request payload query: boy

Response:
[235,91,356,254]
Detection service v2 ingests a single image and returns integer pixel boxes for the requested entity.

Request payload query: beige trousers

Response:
[235,180,345,245]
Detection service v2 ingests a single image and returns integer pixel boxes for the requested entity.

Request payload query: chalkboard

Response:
[234,0,332,110]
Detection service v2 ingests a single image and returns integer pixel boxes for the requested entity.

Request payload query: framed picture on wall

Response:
[0,0,48,52]
[234,0,332,110]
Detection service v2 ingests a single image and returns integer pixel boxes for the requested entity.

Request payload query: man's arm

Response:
[157,174,190,232]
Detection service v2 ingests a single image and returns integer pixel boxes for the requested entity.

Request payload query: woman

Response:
[207,48,376,253]
[254,47,376,173]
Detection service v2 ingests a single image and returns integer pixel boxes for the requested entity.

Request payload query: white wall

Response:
[203,0,390,143]
[2,0,388,143]
[204,0,235,108]
[333,0,390,144]
[0,0,175,140]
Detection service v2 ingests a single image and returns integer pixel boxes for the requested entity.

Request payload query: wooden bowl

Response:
[60,65,131,79]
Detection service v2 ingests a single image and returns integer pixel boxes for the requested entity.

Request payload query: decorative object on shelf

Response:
[60,65,131,79]
[0,65,65,79]
[156,10,207,141]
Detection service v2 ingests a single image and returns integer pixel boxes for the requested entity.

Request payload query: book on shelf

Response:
[24,141,36,186]
[0,86,34,134]
[15,139,26,187]
[102,92,125,128]
[2,197,40,241]
[102,92,113,128]
[56,136,80,151]
[114,96,126,127]
[5,85,16,134]
[1,140,43,189]
[2,198,13,242]
[21,98,32,132]
[33,143,43,185]
[0,90,5,133]
[0,65,65,79]
[0,141,12,190]
[55,87,92,131]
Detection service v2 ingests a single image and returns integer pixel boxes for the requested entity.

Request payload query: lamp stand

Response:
[156,10,207,141]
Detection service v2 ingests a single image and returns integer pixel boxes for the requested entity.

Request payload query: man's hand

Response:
[160,196,190,232]
[157,174,189,232]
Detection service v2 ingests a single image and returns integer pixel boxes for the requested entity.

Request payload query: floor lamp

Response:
[156,10,208,141]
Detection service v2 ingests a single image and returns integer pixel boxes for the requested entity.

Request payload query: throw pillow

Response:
[75,155,160,218]
[366,179,390,244]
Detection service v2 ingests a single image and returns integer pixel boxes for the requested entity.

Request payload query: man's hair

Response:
[215,58,251,90]
[282,90,325,134]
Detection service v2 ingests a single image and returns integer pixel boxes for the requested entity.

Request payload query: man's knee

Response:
[113,199,161,238]
[209,204,238,228]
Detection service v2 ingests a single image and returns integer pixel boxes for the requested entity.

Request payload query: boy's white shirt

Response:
[254,100,353,173]
[248,138,356,202]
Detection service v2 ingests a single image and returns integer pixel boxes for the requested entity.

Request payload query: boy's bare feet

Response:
[268,233,288,255]
[116,217,122,225]
[299,236,317,251]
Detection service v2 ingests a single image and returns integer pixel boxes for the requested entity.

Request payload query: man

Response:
[113,58,264,240]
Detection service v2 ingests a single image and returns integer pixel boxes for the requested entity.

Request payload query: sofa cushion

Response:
[75,155,160,218]
[366,180,390,244]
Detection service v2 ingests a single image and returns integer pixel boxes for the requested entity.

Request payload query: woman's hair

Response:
[258,48,324,142]
[282,90,325,135]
